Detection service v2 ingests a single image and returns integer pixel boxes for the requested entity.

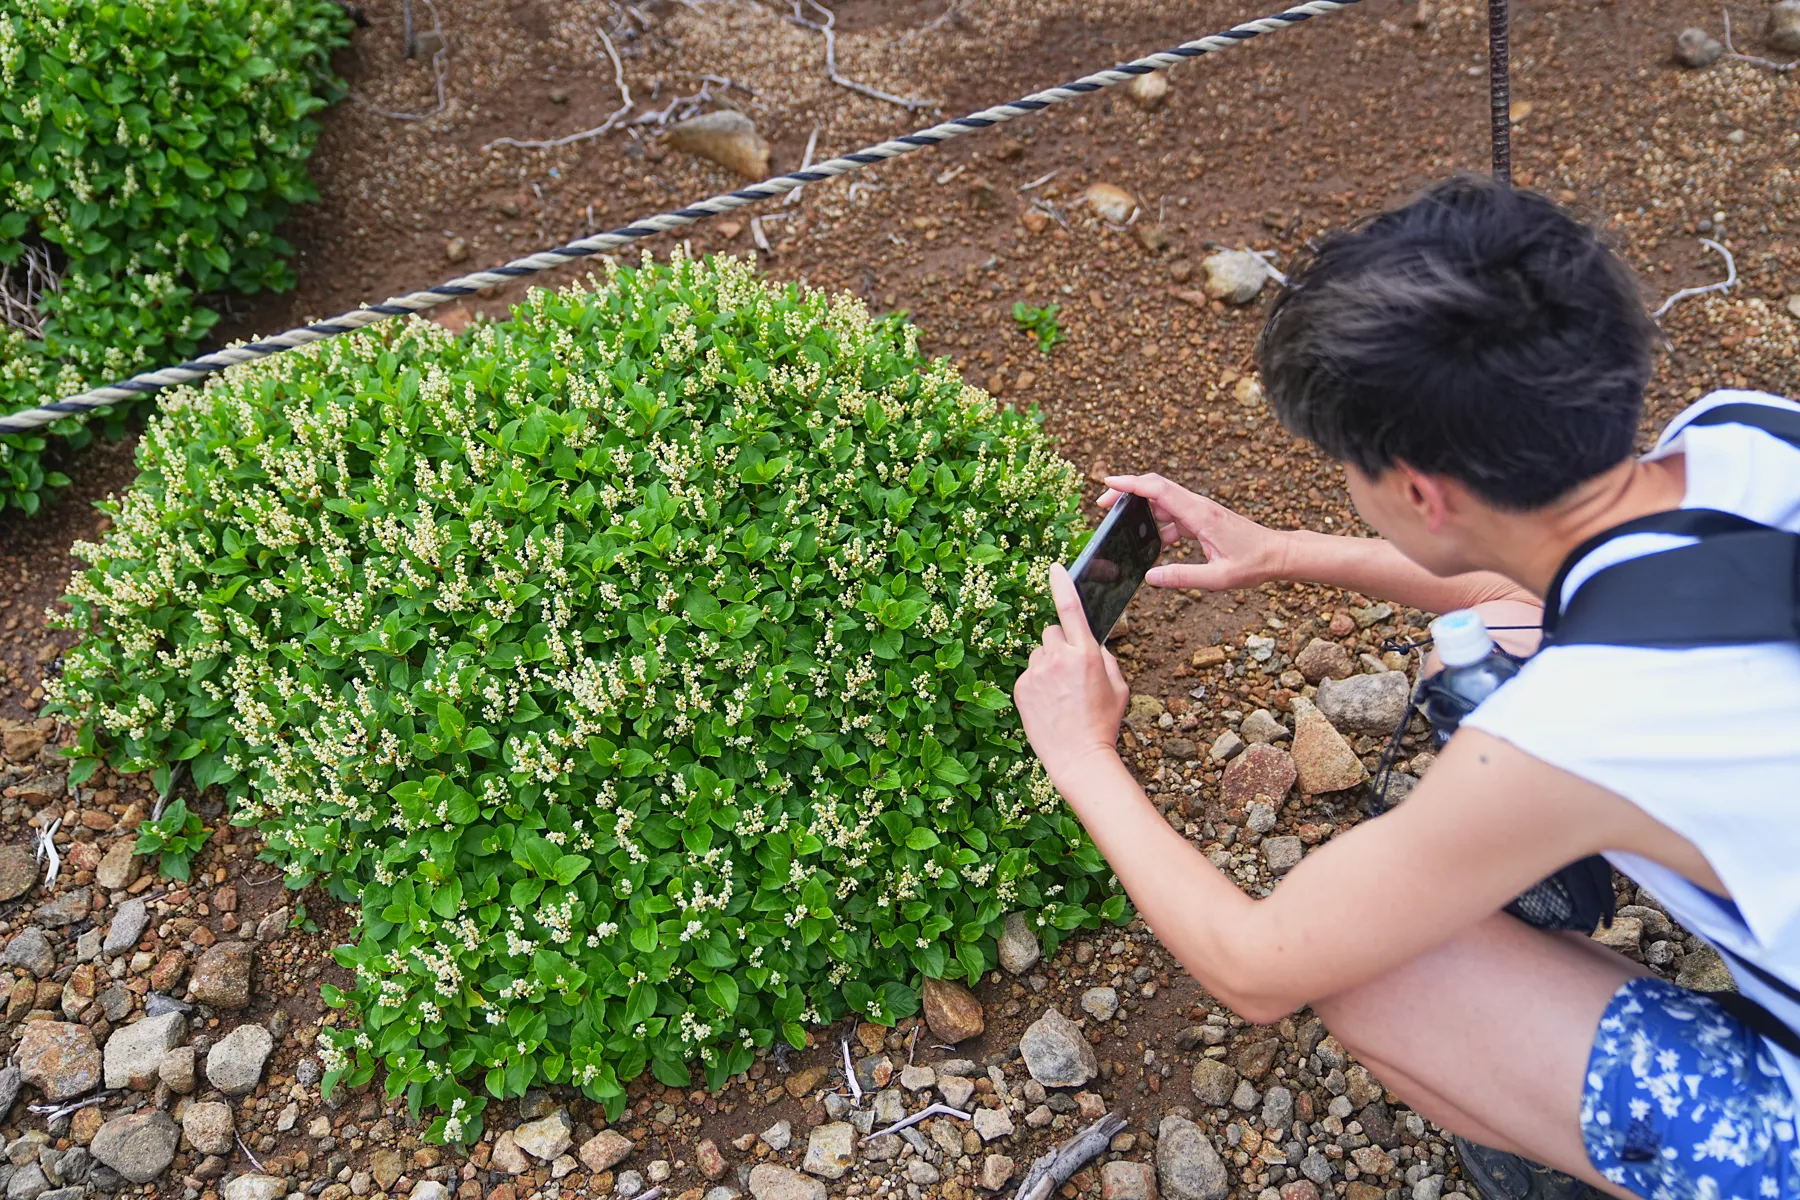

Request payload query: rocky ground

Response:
[0,1,1798,1200]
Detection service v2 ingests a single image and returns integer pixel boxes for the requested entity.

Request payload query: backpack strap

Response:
[1673,400,1800,449]
[1541,509,1800,648]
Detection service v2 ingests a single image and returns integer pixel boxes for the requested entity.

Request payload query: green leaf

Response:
[705,974,739,1015]
[904,828,940,851]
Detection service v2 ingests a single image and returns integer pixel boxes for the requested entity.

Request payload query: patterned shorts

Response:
[1582,976,1800,1200]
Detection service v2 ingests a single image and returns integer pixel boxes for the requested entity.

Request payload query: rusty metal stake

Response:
[1488,0,1511,183]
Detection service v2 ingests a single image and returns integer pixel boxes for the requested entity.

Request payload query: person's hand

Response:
[1099,473,1291,591]
[1014,564,1130,778]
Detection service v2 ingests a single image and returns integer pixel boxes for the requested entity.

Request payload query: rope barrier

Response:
[0,0,1359,437]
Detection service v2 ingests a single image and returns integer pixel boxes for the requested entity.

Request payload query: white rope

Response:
[0,0,1358,436]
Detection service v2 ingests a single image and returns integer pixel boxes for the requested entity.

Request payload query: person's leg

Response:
[1309,912,1649,1199]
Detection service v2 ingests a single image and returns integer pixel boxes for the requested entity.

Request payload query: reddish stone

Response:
[1219,744,1297,808]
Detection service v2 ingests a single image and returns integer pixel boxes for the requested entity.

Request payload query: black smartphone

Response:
[1066,493,1162,642]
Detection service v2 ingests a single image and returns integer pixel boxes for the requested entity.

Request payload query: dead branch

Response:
[631,76,752,128]
[485,25,634,151]
[1721,7,1799,71]
[890,1,958,46]
[785,0,938,111]
[1012,1112,1127,1200]
[0,242,60,339]
[355,0,450,121]
[1653,238,1737,318]
[786,127,821,204]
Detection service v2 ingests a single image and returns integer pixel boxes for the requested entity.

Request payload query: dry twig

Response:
[784,0,938,111]
[34,817,60,893]
[0,242,59,339]
[1653,238,1736,318]
[890,1,958,46]
[863,1102,972,1142]
[486,26,634,150]
[838,1033,863,1103]
[1012,1112,1128,1200]
[787,127,821,204]
[356,0,450,121]
[1721,8,1799,71]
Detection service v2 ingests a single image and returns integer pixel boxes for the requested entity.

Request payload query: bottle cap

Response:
[1431,609,1495,669]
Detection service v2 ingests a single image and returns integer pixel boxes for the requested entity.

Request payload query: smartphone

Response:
[1066,493,1162,642]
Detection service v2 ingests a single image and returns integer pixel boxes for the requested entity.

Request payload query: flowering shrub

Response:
[0,0,350,514]
[49,254,1124,1141]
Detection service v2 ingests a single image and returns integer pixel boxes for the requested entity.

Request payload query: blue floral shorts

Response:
[1582,976,1800,1200]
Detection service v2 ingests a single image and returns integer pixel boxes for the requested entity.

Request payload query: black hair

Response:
[1257,178,1657,510]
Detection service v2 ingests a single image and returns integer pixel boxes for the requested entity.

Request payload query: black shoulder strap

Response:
[1675,400,1800,449]
[1540,399,1800,648]
[1541,508,1800,648]
[1701,941,1800,1059]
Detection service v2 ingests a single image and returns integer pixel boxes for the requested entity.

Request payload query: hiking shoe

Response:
[1455,1138,1607,1200]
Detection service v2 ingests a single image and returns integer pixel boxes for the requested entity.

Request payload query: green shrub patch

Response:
[49,254,1123,1142]
[0,0,350,513]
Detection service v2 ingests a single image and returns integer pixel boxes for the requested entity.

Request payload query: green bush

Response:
[49,254,1123,1142]
[0,0,351,514]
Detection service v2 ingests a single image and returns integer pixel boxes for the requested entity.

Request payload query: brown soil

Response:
[1,0,1797,1197]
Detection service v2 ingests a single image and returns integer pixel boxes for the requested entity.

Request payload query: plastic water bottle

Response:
[1421,609,1521,747]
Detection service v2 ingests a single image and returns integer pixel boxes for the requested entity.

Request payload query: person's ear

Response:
[1395,464,1452,533]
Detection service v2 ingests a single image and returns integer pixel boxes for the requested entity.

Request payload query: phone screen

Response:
[1066,493,1162,642]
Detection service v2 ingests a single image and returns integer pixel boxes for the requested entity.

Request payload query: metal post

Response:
[1488,0,1511,183]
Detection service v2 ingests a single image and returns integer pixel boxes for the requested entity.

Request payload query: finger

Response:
[1096,488,1120,510]
[1047,563,1097,648]
[1041,623,1068,649]
[1146,562,1233,590]
[1157,519,1180,547]
[1101,647,1127,693]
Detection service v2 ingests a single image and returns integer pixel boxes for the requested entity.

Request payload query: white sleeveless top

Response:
[1464,390,1800,1098]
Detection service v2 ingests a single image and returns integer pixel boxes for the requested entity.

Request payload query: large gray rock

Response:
[15,1022,101,1101]
[801,1123,854,1179]
[749,1164,826,1200]
[1315,671,1411,735]
[103,898,148,958]
[8,1164,49,1200]
[32,887,90,928]
[1768,0,1800,53]
[183,1099,235,1156]
[996,912,1040,975]
[1156,1115,1228,1200]
[1201,250,1270,305]
[1019,1007,1096,1088]
[0,845,37,902]
[91,1111,179,1184]
[189,942,253,1009]
[222,1176,286,1200]
[1673,26,1724,67]
[204,1023,273,1096]
[4,928,54,977]
[0,1067,20,1118]
[103,1012,187,1090]
[514,1110,573,1161]
[1190,1059,1239,1107]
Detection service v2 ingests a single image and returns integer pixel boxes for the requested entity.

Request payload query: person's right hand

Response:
[1099,473,1291,591]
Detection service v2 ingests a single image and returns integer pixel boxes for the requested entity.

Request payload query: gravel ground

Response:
[0,1,1796,1200]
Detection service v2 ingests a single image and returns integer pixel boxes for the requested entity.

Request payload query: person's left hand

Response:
[1013,564,1130,778]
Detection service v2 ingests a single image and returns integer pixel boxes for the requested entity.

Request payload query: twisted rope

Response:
[1,0,1359,436]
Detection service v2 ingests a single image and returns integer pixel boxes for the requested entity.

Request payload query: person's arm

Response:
[1014,566,1636,1020]
[1099,473,1536,613]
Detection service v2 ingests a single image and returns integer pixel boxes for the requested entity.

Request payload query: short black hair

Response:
[1257,178,1656,510]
